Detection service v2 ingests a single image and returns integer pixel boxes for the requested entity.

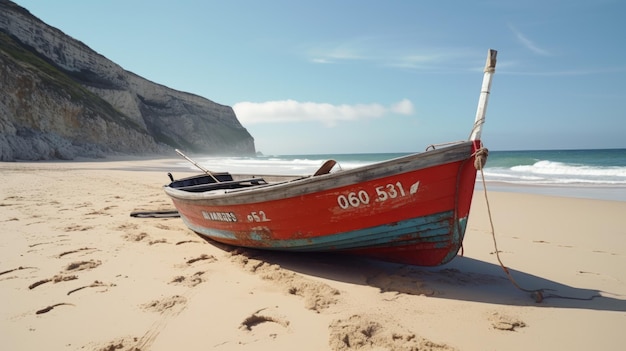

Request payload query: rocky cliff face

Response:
[0,0,255,161]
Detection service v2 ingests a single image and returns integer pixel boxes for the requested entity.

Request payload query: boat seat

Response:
[314,159,337,176]
[167,172,234,188]
[175,178,267,192]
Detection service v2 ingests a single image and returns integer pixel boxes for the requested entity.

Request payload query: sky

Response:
[12,0,626,155]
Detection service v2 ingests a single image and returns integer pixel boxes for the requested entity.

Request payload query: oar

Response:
[175,149,221,183]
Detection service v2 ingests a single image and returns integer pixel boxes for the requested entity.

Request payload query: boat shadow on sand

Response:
[207,241,626,313]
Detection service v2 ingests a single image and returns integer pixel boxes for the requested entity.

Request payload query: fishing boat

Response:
[164,49,497,266]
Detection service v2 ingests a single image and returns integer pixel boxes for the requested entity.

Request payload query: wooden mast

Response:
[469,49,498,141]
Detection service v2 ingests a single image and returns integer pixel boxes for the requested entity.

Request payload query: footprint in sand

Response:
[154,223,172,230]
[170,271,206,287]
[26,259,100,289]
[57,247,98,258]
[29,274,78,290]
[67,280,114,295]
[84,209,110,216]
[28,242,54,248]
[89,336,140,351]
[75,202,93,209]
[27,238,71,253]
[175,240,203,245]
[123,232,149,242]
[186,254,217,265]
[328,314,454,351]
[235,307,291,346]
[228,250,340,312]
[65,259,101,271]
[148,238,168,245]
[3,195,24,201]
[117,223,139,231]
[141,295,187,314]
[240,307,290,332]
[63,224,94,232]
[131,296,189,350]
[0,266,38,277]
[488,312,527,331]
[35,303,75,315]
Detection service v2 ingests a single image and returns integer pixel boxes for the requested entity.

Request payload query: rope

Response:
[473,147,488,170]
[475,155,602,302]
[425,140,466,151]
[468,117,485,140]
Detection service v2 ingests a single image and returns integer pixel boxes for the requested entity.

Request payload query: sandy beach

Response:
[1,159,625,351]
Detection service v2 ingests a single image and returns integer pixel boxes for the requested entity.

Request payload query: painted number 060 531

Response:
[374,182,406,201]
[337,190,370,209]
[336,182,407,210]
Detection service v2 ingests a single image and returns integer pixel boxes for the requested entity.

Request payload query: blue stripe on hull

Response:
[183,210,467,253]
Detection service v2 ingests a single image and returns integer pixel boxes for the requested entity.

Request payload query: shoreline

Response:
[475,181,626,202]
[4,157,624,202]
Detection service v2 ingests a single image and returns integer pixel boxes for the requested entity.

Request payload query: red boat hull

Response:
[165,141,483,266]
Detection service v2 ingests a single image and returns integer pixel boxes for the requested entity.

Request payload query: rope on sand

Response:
[476,157,601,303]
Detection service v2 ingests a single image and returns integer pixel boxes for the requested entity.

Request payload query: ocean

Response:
[180,148,626,202]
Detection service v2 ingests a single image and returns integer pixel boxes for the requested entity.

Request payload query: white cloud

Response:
[311,58,332,64]
[234,99,414,127]
[390,99,414,114]
[305,40,479,73]
[508,24,551,56]
[305,37,375,64]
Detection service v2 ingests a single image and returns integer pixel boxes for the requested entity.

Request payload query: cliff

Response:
[0,0,255,161]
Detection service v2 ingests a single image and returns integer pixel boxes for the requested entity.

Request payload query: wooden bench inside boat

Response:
[174,178,268,193]
[168,172,234,188]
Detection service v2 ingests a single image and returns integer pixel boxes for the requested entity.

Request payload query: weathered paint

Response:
[165,140,482,266]
[180,211,469,266]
